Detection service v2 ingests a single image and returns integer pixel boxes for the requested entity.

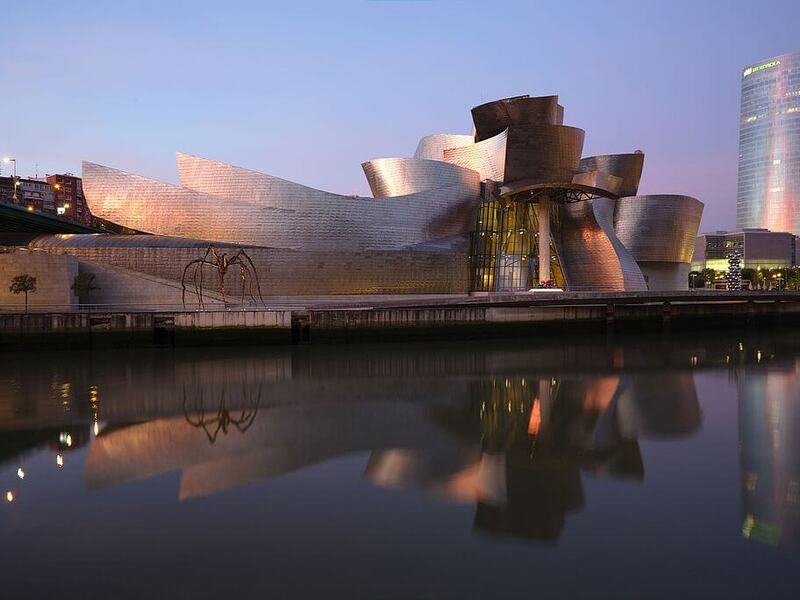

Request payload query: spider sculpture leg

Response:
[230,251,262,307]
[183,387,207,427]
[182,258,207,309]
[237,249,265,306]
[236,262,249,305]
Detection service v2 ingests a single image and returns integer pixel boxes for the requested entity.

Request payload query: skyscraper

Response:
[737,52,800,235]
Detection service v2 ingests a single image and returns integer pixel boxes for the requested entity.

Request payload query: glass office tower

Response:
[737,53,800,235]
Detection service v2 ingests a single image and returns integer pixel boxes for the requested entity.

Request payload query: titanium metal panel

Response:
[503,125,585,186]
[81,161,283,246]
[555,198,647,292]
[174,153,481,246]
[638,262,692,291]
[414,134,475,161]
[570,171,623,197]
[28,233,232,249]
[361,157,478,198]
[579,154,645,197]
[442,130,507,182]
[84,159,481,252]
[593,197,649,291]
[471,96,560,142]
[614,195,703,263]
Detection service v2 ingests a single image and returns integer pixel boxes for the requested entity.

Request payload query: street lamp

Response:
[2,156,16,177]
[3,157,18,202]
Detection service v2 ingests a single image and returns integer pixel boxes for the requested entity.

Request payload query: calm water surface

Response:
[1,332,799,599]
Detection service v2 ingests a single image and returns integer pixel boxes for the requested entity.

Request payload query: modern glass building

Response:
[737,52,800,235]
[693,228,797,272]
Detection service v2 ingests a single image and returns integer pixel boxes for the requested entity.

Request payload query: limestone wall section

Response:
[76,260,225,308]
[35,246,469,296]
[0,251,77,309]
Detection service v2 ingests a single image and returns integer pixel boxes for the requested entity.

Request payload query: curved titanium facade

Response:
[737,53,800,235]
[29,233,231,250]
[570,171,623,197]
[85,157,481,251]
[555,199,647,292]
[579,154,644,198]
[414,134,474,161]
[459,94,702,292]
[593,197,649,291]
[614,195,703,290]
[614,195,703,263]
[503,125,585,186]
[471,95,561,142]
[361,157,477,199]
[73,92,703,296]
[442,130,507,182]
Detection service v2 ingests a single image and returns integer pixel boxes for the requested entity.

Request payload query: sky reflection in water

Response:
[1,332,799,599]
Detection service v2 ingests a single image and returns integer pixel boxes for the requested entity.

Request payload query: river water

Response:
[1,331,799,598]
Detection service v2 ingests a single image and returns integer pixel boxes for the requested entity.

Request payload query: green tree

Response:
[71,272,99,304]
[754,268,767,290]
[700,268,716,289]
[740,268,756,290]
[9,274,37,313]
[768,268,786,290]
[787,266,800,291]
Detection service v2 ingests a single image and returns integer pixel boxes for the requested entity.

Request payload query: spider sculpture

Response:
[183,386,262,444]
[181,245,265,308]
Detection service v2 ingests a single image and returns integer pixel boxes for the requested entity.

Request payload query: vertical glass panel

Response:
[470,195,565,292]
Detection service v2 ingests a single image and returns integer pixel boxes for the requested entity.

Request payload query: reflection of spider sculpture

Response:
[181,245,265,308]
[183,386,262,444]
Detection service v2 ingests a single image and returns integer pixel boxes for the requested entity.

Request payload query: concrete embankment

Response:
[1,291,799,349]
[0,310,293,349]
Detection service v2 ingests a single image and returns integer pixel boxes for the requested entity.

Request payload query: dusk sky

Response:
[2,0,799,232]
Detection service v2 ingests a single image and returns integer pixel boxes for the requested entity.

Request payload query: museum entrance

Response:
[469,194,565,293]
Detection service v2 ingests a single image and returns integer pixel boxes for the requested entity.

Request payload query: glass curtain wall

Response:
[470,198,565,292]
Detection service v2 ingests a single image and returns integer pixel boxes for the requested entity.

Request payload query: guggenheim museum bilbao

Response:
[32,95,704,299]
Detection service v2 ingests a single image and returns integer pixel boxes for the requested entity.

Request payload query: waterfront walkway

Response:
[1,290,799,348]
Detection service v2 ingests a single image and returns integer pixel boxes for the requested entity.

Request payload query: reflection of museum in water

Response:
[0,342,696,542]
[1,338,798,544]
